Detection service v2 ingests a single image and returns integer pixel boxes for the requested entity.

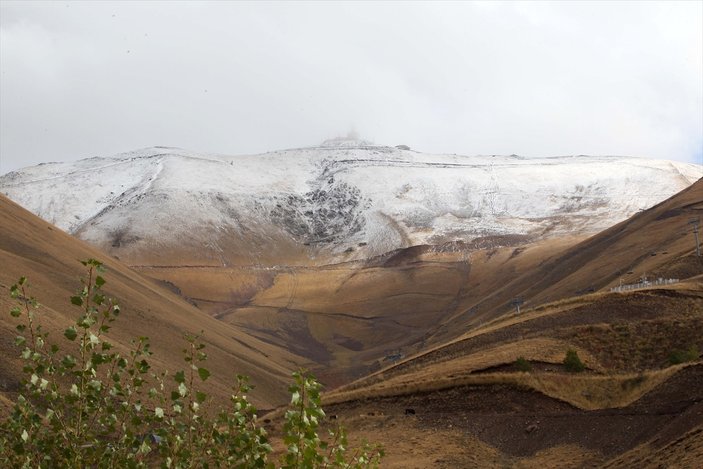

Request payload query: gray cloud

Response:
[1,0,701,173]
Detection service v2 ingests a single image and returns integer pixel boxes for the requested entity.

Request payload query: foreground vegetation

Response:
[0,259,383,468]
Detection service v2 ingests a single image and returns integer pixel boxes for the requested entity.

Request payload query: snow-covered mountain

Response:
[1,139,700,265]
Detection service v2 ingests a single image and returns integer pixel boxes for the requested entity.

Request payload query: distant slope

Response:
[216,236,579,386]
[2,145,698,386]
[1,143,699,266]
[431,177,703,338]
[314,277,703,467]
[310,180,703,466]
[2,145,700,391]
[267,176,702,379]
[335,277,703,395]
[0,194,306,408]
[318,362,703,468]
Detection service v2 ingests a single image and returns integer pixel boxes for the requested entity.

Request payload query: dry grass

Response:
[0,195,302,408]
[557,314,703,372]
[443,337,604,372]
[513,445,602,469]
[353,288,611,381]
[448,280,693,349]
[287,407,603,469]
[325,364,690,411]
[522,366,684,410]
[338,302,583,390]
[343,279,703,395]
[602,425,703,469]
[342,338,602,393]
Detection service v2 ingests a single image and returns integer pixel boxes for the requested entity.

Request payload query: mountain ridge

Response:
[1,144,700,267]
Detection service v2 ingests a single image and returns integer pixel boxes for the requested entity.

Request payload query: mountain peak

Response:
[320,130,376,148]
[1,145,700,264]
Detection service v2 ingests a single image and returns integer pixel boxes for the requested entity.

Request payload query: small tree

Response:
[563,349,585,373]
[514,357,532,372]
[668,345,700,365]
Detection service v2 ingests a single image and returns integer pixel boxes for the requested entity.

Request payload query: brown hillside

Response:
[432,177,703,340]
[311,280,703,467]
[311,364,703,468]
[138,235,580,386]
[0,194,307,408]
[300,181,703,467]
[127,179,702,388]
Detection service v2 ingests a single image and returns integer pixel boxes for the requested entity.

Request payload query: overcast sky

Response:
[1,1,701,174]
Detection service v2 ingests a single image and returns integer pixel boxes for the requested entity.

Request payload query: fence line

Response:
[610,278,679,293]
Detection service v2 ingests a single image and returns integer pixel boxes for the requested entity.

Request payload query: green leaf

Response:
[64,327,78,341]
[10,306,21,317]
[78,315,96,327]
[89,332,100,345]
[136,359,150,373]
[62,355,76,368]
[290,390,301,405]
[197,367,211,382]
[70,296,83,306]
[95,275,106,287]
[174,370,186,384]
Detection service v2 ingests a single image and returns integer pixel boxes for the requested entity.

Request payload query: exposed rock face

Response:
[270,180,369,245]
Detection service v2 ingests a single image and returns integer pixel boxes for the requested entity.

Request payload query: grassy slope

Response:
[435,178,703,336]
[0,194,308,408]
[126,181,702,388]
[315,286,703,467]
[132,236,583,386]
[299,180,703,467]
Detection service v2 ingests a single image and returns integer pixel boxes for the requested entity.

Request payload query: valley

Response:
[0,143,701,466]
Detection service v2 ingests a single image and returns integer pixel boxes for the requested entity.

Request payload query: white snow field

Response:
[1,139,700,262]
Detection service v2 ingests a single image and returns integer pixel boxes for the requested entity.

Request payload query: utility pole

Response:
[690,218,701,257]
[511,297,524,315]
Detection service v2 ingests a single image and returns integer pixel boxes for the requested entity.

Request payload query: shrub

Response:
[563,349,585,373]
[0,259,383,468]
[514,357,532,372]
[668,345,700,365]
